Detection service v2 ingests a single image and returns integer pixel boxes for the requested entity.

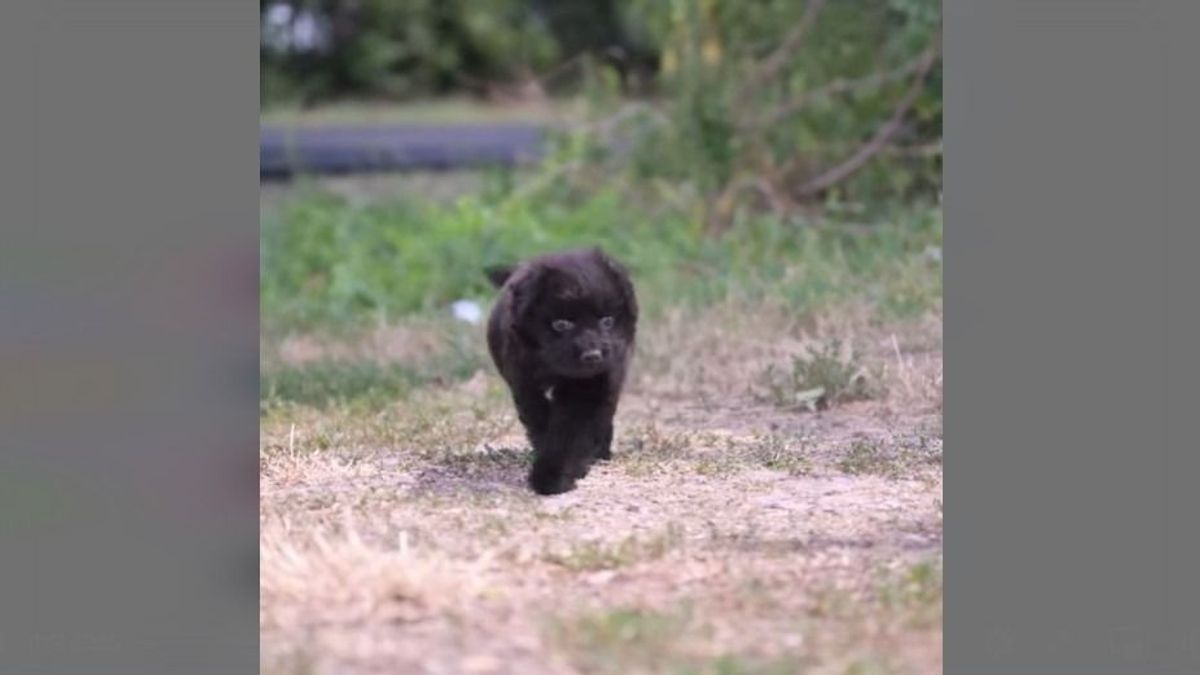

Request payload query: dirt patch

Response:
[261,313,942,675]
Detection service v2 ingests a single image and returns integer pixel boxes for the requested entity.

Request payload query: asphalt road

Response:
[260,124,548,180]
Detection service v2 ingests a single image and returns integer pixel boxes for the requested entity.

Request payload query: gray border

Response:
[1,1,259,672]
[946,1,1200,672]
[5,0,1200,672]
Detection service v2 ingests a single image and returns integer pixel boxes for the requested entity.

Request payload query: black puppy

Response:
[485,248,638,495]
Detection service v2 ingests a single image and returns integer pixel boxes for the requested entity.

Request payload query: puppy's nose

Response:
[580,349,603,364]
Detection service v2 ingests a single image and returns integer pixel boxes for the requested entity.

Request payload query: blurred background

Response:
[260,0,941,341]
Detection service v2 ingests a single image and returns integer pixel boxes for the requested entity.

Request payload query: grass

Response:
[837,437,943,479]
[550,563,942,675]
[545,524,686,572]
[261,360,430,410]
[552,606,694,675]
[618,424,698,466]
[259,137,942,675]
[260,376,944,674]
[742,435,816,476]
[877,560,943,629]
[259,160,940,420]
[693,435,815,478]
[261,183,941,333]
[261,344,487,411]
[260,314,491,411]
[260,389,510,465]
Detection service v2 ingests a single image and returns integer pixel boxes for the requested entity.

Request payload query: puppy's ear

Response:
[592,249,638,325]
[509,265,546,327]
[484,264,516,288]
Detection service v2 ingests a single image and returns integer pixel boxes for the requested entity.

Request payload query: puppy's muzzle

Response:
[580,349,604,365]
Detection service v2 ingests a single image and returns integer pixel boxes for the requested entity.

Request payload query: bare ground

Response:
[261,305,943,675]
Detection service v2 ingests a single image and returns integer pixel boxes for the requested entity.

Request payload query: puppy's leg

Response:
[510,377,550,437]
[528,406,588,495]
[593,420,614,462]
[528,379,611,495]
[592,370,625,462]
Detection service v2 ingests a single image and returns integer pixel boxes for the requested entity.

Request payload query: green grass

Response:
[260,148,941,414]
[260,340,487,411]
[261,183,942,332]
[262,360,430,410]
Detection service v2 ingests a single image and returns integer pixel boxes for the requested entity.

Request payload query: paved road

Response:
[260,124,548,180]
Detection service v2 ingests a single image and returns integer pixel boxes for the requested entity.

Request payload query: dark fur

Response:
[485,248,638,495]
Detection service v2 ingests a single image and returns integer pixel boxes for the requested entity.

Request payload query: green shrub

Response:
[260,0,560,105]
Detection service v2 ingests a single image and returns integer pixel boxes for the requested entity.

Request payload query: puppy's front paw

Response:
[571,458,593,479]
[593,445,612,462]
[529,462,577,496]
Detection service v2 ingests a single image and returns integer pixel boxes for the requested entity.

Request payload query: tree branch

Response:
[735,0,827,101]
[794,42,940,200]
[751,52,931,130]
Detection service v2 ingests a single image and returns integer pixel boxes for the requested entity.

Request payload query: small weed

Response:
[619,425,697,475]
[622,425,695,459]
[757,339,883,411]
[744,435,814,476]
[837,437,941,479]
[430,445,531,473]
[692,455,742,477]
[694,435,813,477]
[877,559,943,628]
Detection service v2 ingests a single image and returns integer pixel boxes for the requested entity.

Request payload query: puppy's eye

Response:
[599,316,615,329]
[551,319,574,332]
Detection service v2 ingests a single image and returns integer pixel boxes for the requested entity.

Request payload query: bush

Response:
[577,0,942,220]
[259,0,661,105]
[260,0,560,104]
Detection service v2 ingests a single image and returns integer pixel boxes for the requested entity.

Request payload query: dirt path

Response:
[261,317,943,674]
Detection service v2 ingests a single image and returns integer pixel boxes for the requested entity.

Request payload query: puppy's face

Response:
[510,250,637,379]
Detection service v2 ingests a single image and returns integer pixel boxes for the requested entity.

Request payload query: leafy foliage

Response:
[581,0,942,218]
[260,0,561,104]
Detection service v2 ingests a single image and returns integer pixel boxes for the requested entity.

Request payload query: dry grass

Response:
[260,302,942,674]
